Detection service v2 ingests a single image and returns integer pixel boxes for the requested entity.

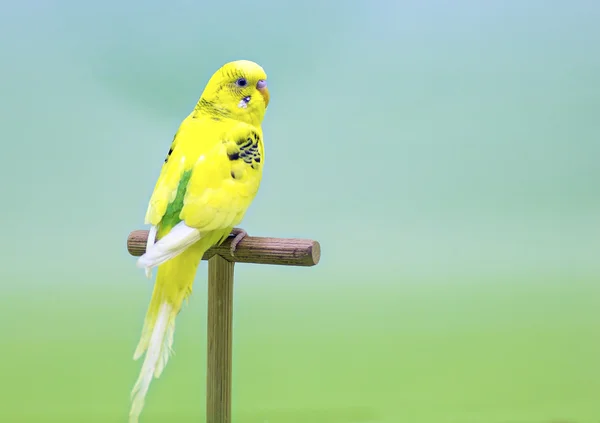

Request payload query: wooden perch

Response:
[127,229,321,267]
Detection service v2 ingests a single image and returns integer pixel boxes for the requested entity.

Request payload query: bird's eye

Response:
[236,78,247,87]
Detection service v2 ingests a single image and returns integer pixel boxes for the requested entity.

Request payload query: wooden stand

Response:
[127,230,321,423]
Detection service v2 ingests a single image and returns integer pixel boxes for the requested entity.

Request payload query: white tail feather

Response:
[144,226,158,279]
[133,321,153,361]
[129,302,174,423]
[137,222,201,272]
[154,319,175,378]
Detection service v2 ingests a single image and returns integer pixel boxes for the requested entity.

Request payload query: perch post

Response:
[127,229,321,423]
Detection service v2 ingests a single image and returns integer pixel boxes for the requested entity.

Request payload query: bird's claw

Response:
[229,228,248,257]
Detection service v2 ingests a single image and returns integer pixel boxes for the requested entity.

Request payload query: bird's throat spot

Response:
[238,96,251,109]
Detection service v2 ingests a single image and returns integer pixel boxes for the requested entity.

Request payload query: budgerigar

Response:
[129,60,269,422]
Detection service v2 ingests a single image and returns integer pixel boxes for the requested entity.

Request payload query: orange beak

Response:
[256,79,269,107]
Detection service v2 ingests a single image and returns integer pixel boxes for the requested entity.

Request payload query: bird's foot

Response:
[229,227,248,257]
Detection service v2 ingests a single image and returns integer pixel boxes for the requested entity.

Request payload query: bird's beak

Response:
[256,79,269,107]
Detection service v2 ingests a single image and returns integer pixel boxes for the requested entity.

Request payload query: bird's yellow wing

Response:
[180,121,264,232]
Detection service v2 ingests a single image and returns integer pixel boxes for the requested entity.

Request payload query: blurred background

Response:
[1,0,599,422]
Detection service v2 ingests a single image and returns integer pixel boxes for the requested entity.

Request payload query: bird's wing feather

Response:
[180,121,264,232]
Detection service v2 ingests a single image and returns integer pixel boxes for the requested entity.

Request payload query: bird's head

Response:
[195,60,269,125]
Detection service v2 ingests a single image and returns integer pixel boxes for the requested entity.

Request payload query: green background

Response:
[1,1,599,422]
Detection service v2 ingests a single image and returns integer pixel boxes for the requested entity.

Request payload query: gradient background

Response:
[1,1,599,422]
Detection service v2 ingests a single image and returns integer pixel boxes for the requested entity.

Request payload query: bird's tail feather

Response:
[129,237,209,423]
[129,301,173,423]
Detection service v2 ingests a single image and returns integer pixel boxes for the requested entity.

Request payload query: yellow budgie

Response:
[129,60,269,422]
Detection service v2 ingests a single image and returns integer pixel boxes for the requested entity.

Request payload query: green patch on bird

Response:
[161,169,193,229]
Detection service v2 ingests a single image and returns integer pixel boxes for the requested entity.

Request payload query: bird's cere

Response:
[256,80,269,106]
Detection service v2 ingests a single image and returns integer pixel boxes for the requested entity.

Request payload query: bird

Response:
[129,59,270,423]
